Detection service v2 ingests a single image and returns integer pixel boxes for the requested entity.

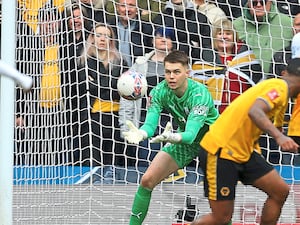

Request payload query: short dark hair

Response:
[164,50,189,67]
[66,4,88,19]
[287,58,300,76]
[65,4,88,30]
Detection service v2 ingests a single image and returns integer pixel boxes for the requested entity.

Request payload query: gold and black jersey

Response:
[200,78,288,163]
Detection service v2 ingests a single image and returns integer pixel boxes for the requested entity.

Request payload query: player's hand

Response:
[276,135,299,153]
[150,122,182,144]
[122,120,147,145]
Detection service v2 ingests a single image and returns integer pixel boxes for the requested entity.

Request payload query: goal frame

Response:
[0,1,17,225]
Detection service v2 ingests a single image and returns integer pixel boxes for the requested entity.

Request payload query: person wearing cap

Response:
[119,27,176,167]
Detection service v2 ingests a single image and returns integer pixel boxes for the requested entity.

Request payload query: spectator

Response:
[17,0,65,34]
[270,12,300,77]
[75,23,128,167]
[60,3,89,160]
[192,19,262,113]
[215,0,247,20]
[276,0,300,16]
[62,3,88,76]
[63,3,88,44]
[15,5,70,165]
[65,0,108,31]
[62,3,88,79]
[233,0,293,75]
[107,0,153,66]
[152,0,212,63]
[118,27,176,167]
[192,0,227,25]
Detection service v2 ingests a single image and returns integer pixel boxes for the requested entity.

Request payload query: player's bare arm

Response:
[248,99,299,153]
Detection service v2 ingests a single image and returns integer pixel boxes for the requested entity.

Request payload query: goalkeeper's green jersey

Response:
[140,78,219,144]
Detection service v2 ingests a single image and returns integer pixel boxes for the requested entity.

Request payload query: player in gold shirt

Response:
[191,58,300,225]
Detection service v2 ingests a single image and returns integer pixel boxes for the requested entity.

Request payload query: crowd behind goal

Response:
[13,0,300,174]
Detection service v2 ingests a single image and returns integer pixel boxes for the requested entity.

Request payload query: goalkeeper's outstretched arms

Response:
[123,119,203,145]
[151,119,204,144]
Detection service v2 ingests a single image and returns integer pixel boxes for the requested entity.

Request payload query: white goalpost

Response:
[0,0,18,225]
[0,0,33,224]
[8,0,300,224]
[0,61,33,91]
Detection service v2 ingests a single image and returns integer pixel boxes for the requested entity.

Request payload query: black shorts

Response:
[199,148,274,201]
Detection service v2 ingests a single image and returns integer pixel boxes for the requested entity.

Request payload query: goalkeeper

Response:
[123,50,219,225]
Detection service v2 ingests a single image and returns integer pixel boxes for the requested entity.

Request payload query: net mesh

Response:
[12,0,300,224]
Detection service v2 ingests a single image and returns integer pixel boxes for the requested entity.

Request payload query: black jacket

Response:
[152,6,212,63]
[107,17,153,61]
[269,42,292,78]
[77,56,128,119]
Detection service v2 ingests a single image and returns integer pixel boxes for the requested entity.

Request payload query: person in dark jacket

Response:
[75,23,128,167]
[107,0,153,66]
[66,0,108,31]
[270,13,300,78]
[152,0,212,63]
[215,0,247,20]
[61,3,88,137]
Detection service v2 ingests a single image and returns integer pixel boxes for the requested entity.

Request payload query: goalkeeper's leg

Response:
[129,151,180,225]
[129,185,152,225]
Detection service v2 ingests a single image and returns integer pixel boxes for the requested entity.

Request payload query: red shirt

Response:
[218,54,250,113]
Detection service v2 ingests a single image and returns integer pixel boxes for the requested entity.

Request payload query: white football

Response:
[117,70,148,100]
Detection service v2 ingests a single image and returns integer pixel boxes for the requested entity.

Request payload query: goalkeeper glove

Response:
[150,122,182,144]
[122,120,147,144]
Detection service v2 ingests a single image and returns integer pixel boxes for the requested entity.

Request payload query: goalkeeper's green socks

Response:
[129,185,152,225]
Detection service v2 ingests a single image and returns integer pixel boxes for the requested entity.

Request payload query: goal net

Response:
[12,0,300,224]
